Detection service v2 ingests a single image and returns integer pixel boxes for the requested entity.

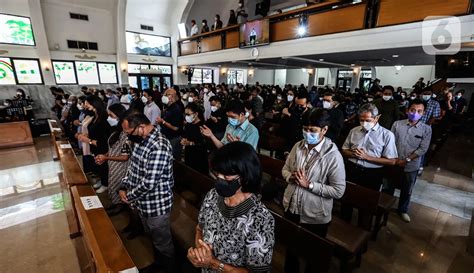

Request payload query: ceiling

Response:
[41,0,116,11]
[203,46,436,69]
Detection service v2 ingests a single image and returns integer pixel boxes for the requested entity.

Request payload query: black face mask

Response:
[85,110,95,116]
[292,105,306,115]
[215,177,241,197]
[128,126,144,144]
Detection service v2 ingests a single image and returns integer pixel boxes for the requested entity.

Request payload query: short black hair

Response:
[302,108,331,128]
[209,95,221,103]
[295,90,309,101]
[225,99,245,115]
[408,98,426,110]
[209,142,262,193]
[123,112,151,128]
[382,85,395,93]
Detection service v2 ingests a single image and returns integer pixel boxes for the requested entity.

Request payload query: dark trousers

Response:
[398,171,418,213]
[140,212,175,273]
[92,161,109,186]
[284,211,329,273]
[82,155,94,174]
[345,160,384,191]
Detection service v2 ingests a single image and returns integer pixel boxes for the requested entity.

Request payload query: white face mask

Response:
[245,111,250,118]
[203,88,209,93]
[322,101,332,109]
[277,96,282,101]
[185,114,195,123]
[161,95,170,105]
[367,98,374,102]
[141,96,148,103]
[361,121,375,131]
[188,97,194,103]
[382,95,392,101]
[287,95,294,102]
[107,116,118,127]
[211,105,218,112]
[61,99,67,104]
[272,89,276,94]
[77,104,84,110]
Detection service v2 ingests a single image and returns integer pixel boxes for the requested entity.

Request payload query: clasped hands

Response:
[187,239,217,269]
[291,169,310,189]
[352,148,369,161]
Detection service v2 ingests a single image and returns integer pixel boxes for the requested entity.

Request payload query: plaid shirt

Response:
[122,127,174,217]
[420,99,441,124]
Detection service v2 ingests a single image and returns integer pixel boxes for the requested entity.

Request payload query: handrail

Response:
[178,25,239,42]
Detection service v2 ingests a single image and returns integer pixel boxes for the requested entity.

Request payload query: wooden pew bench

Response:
[72,185,137,273]
[56,140,88,238]
[48,119,62,161]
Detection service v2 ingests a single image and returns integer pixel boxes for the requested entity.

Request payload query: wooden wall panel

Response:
[225,30,240,49]
[201,35,222,53]
[0,121,33,149]
[270,17,299,42]
[307,3,367,36]
[180,40,199,56]
[377,0,471,27]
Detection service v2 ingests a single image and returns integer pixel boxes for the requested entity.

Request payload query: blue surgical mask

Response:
[303,130,320,145]
[228,117,240,127]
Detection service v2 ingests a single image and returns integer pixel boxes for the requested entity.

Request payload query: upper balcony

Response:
[177,0,473,66]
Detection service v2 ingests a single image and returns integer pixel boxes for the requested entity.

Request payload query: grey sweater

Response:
[282,138,346,224]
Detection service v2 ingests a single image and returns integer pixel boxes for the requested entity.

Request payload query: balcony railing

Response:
[178,0,472,57]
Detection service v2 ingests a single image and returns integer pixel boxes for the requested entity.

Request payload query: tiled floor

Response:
[0,136,473,273]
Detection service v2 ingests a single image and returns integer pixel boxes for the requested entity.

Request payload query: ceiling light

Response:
[392,54,399,58]
[297,26,306,36]
[318,59,324,62]
[350,64,355,67]
[394,65,404,70]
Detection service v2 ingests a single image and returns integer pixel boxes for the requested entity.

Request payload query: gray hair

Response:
[358,103,379,117]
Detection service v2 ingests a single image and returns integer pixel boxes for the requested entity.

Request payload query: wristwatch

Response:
[89,140,93,145]
[308,182,314,191]
[217,262,224,272]
[406,158,412,162]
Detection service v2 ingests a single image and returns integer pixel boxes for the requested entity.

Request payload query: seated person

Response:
[201,100,259,150]
[188,142,274,272]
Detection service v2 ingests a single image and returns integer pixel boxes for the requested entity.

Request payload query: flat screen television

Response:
[435,52,474,78]
[126,31,171,57]
[239,19,270,48]
[0,13,35,46]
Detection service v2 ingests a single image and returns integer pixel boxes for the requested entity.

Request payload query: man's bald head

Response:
[164,88,177,103]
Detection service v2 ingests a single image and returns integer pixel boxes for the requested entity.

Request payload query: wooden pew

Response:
[48,119,62,160]
[0,121,34,149]
[173,160,214,206]
[56,140,88,238]
[72,185,137,273]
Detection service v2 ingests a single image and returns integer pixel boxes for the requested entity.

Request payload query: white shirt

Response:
[144,101,161,126]
[191,24,199,36]
[120,95,131,110]
[203,91,215,120]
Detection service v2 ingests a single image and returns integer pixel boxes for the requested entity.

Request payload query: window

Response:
[191,69,202,84]
[52,61,76,84]
[190,68,214,84]
[0,57,16,84]
[69,13,89,21]
[150,65,171,74]
[0,14,35,46]
[126,31,171,57]
[140,24,154,31]
[75,61,99,84]
[127,64,141,74]
[67,40,98,50]
[227,70,244,85]
[12,59,42,84]
[98,63,117,84]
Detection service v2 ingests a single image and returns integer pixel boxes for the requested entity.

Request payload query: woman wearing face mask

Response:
[201,19,210,34]
[180,103,208,174]
[271,93,286,117]
[73,96,94,174]
[77,95,112,193]
[95,104,131,215]
[188,142,275,273]
[63,96,81,143]
[281,108,346,272]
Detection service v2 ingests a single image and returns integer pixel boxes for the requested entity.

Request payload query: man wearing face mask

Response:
[143,89,161,126]
[120,112,175,273]
[373,85,401,129]
[321,92,344,142]
[105,88,120,109]
[200,100,259,150]
[129,88,145,113]
[157,88,184,158]
[205,96,227,140]
[202,85,215,120]
[282,108,346,272]
[419,89,441,125]
[342,103,398,191]
[281,92,310,153]
[389,99,431,223]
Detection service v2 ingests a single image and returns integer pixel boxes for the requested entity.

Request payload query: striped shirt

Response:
[122,127,174,217]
